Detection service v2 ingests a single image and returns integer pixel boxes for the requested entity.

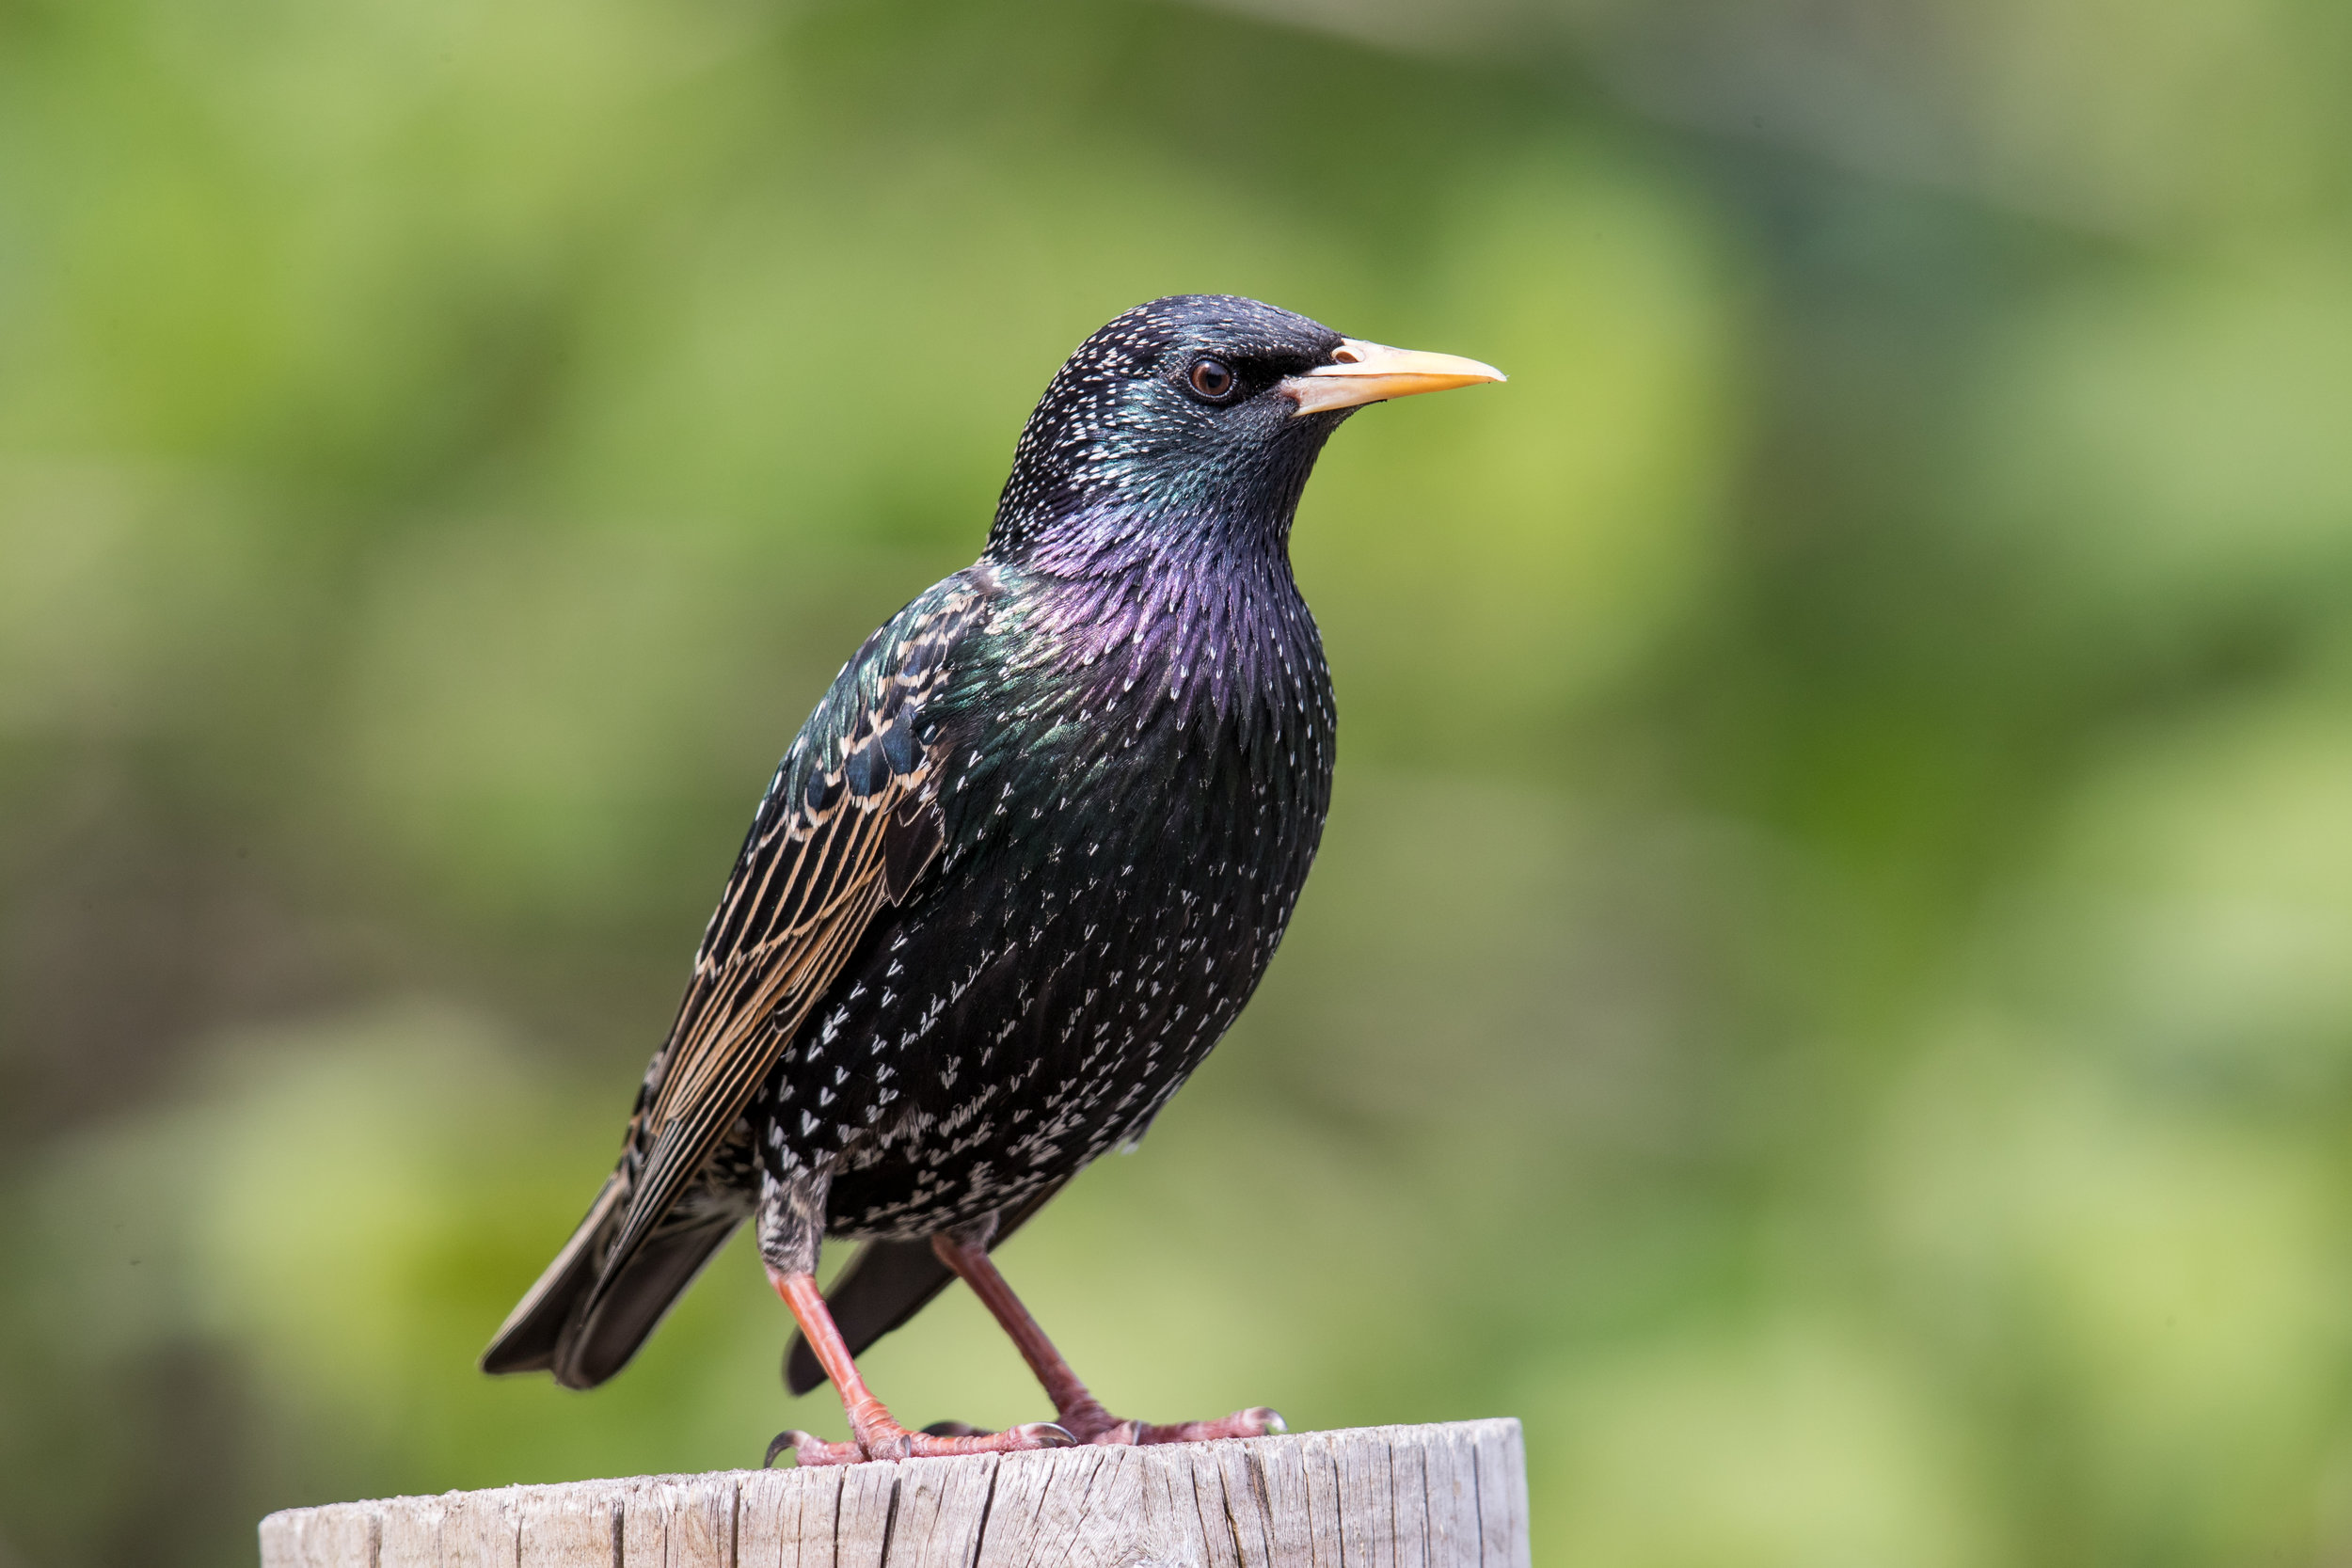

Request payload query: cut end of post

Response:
[260,1418,1531,1568]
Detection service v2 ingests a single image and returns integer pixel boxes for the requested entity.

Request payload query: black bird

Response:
[482,295,1502,1465]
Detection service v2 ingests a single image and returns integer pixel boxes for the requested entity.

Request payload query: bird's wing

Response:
[784,1177,1072,1396]
[578,576,990,1328]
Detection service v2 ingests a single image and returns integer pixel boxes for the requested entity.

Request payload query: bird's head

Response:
[986,294,1502,566]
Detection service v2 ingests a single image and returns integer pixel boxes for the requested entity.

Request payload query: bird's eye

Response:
[1187,356,1239,402]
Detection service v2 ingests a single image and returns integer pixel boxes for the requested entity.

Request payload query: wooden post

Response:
[260,1418,1529,1567]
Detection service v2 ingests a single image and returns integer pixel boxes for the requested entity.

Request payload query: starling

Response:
[482,295,1502,1465]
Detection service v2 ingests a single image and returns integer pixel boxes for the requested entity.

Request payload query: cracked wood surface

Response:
[259,1419,1529,1568]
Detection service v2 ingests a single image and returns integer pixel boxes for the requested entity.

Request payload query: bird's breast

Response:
[758,562,1338,1236]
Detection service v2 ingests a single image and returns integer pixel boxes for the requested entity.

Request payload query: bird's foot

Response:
[765,1418,1073,1467]
[1060,1402,1286,1447]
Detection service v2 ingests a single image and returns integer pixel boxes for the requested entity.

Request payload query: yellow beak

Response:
[1280,338,1506,417]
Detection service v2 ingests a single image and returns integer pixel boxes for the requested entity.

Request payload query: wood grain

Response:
[259,1420,1529,1568]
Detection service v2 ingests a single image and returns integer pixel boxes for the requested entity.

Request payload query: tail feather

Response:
[481,1174,624,1377]
[552,1208,741,1389]
[483,1174,745,1390]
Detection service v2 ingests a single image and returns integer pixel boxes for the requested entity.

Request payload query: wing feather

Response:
[576,579,985,1324]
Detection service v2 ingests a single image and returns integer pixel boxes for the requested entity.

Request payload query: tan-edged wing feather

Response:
[579,579,987,1318]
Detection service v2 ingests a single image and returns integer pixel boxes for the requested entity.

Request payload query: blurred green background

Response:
[5,0,2352,1561]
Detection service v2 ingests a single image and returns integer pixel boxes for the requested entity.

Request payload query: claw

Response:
[764,1430,819,1467]
[920,1419,993,1438]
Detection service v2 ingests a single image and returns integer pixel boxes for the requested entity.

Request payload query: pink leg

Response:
[930,1234,1285,1447]
[766,1270,1074,1466]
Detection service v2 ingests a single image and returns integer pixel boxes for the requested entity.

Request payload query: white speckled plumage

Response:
[485,296,1391,1396]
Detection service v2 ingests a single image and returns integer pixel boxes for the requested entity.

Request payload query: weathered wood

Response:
[260,1420,1529,1568]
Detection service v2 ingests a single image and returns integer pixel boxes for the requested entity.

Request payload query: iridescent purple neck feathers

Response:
[993,525,1322,739]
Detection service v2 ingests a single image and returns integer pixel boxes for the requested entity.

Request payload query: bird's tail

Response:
[482,1173,744,1389]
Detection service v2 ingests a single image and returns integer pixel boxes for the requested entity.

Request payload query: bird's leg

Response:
[757,1171,1070,1465]
[763,1270,1075,1465]
[930,1231,1284,1447]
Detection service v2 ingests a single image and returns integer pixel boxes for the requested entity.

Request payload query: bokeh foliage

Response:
[3,0,2350,1563]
